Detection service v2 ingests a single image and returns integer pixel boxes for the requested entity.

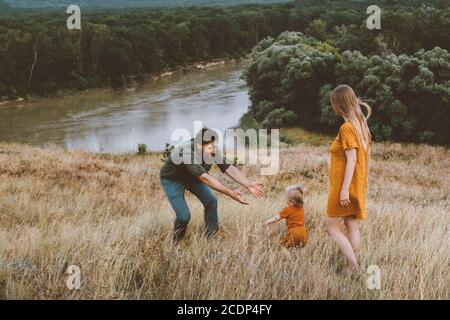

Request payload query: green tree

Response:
[0,0,10,13]
[245,32,339,128]
[245,31,450,144]
[305,19,327,41]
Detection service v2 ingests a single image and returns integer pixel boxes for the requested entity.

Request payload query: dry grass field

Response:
[0,130,448,299]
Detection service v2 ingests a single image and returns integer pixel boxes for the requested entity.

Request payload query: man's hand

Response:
[229,189,249,205]
[246,182,265,198]
[225,166,265,198]
[198,173,249,205]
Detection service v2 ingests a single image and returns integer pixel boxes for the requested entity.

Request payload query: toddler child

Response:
[265,185,308,260]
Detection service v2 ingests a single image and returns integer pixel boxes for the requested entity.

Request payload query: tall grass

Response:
[0,138,448,299]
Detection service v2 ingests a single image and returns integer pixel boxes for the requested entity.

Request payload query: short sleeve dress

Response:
[326,122,370,220]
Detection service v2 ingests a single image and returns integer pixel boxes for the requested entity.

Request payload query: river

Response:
[0,62,249,153]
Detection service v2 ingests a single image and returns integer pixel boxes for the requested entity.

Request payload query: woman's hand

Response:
[229,189,249,205]
[340,188,351,207]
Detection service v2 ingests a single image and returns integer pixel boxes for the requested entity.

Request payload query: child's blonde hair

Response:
[285,185,307,208]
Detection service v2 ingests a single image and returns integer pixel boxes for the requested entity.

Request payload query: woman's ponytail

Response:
[359,100,372,120]
[357,100,372,147]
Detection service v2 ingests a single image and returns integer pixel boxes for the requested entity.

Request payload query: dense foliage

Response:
[1,0,449,99]
[244,32,450,144]
[1,0,450,144]
[4,0,290,9]
[0,4,294,96]
[0,0,10,12]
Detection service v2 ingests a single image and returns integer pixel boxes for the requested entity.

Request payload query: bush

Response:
[245,32,450,145]
[137,143,147,156]
[261,108,297,128]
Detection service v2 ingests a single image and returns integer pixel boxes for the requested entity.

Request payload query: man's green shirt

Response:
[160,139,231,182]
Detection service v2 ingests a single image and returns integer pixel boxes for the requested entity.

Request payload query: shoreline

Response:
[0,56,250,108]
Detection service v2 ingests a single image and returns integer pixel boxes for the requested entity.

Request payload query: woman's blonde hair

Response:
[330,85,372,150]
[286,185,307,208]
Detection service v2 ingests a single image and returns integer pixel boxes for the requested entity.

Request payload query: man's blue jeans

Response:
[160,177,218,241]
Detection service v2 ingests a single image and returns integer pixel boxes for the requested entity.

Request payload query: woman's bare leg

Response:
[344,216,361,257]
[326,217,358,269]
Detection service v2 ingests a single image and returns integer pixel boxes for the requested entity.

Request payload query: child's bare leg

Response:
[326,217,358,270]
[344,216,361,257]
[281,247,292,261]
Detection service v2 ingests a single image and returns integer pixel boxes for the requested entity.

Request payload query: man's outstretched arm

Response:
[225,165,265,198]
[198,173,248,205]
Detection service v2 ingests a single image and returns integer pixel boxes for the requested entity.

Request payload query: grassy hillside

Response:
[4,0,291,9]
[0,131,448,299]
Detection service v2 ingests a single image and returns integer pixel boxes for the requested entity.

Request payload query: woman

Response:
[326,85,372,271]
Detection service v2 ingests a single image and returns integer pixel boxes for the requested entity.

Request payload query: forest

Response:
[0,2,298,96]
[3,0,290,9]
[0,0,449,144]
[243,32,450,145]
[240,0,450,145]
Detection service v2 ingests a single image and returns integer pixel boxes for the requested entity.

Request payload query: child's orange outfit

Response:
[279,205,308,248]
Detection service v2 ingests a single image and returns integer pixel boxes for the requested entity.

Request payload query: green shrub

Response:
[137,143,147,156]
[245,31,450,145]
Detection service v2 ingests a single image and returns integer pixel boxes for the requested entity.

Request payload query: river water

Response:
[0,62,249,152]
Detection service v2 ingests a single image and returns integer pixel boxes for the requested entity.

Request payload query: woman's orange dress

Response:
[327,122,369,220]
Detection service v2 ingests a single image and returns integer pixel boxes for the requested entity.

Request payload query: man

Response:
[160,128,264,242]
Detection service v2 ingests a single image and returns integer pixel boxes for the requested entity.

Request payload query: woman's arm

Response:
[340,149,357,207]
[264,214,282,227]
[225,165,264,198]
[367,148,371,186]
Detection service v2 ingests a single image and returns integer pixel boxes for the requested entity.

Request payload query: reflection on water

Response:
[0,63,249,152]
